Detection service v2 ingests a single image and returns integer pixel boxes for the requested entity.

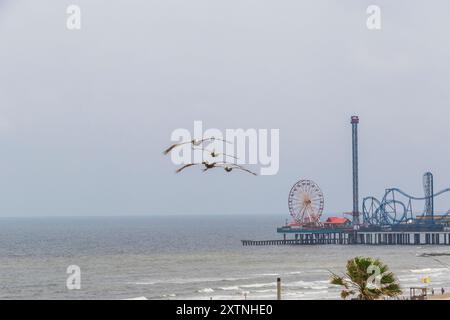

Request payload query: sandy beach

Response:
[427,293,450,300]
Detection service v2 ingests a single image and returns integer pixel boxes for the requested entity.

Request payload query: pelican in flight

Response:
[175,161,218,173]
[175,161,256,176]
[163,137,231,155]
[203,163,257,176]
[191,147,238,160]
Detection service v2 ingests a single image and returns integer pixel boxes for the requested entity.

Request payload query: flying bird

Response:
[203,163,257,176]
[192,147,239,160]
[163,137,231,155]
[210,150,238,159]
[175,161,218,173]
[175,161,256,176]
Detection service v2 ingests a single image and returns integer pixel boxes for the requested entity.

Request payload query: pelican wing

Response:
[215,163,257,176]
[201,137,233,145]
[175,163,199,173]
[221,153,239,159]
[163,141,191,155]
[232,166,258,176]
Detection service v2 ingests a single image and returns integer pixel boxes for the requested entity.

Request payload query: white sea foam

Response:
[287,271,303,275]
[252,289,276,293]
[244,293,278,299]
[123,296,148,300]
[198,288,215,293]
[410,268,449,273]
[135,271,305,288]
[285,280,329,289]
[134,281,159,285]
[398,276,420,282]
[303,290,329,296]
[282,292,306,299]
[240,282,275,289]
[219,286,240,291]
[310,285,329,290]
[284,280,312,288]
[186,294,242,300]
[135,276,246,285]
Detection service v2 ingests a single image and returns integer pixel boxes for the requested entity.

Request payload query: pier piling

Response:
[241,230,450,246]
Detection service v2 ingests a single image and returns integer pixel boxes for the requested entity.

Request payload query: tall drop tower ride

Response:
[351,116,360,225]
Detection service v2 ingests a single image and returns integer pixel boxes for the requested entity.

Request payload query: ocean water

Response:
[0,215,449,300]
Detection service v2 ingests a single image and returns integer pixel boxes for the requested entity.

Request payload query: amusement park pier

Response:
[242,116,450,246]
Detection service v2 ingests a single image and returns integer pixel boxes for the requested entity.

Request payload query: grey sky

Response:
[1,0,450,217]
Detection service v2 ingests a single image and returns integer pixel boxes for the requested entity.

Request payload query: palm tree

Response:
[330,256,402,300]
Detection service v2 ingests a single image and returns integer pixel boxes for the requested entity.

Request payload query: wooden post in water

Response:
[276,277,281,300]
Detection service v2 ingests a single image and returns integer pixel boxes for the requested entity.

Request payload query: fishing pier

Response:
[242,116,450,247]
[242,228,450,246]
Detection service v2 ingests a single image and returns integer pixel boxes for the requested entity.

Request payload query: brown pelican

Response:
[222,164,257,176]
[175,161,218,173]
[191,147,238,160]
[163,137,230,155]
[175,160,257,176]
[202,163,257,176]
[210,150,238,159]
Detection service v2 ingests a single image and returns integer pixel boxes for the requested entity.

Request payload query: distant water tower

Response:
[423,172,434,218]
[351,116,360,225]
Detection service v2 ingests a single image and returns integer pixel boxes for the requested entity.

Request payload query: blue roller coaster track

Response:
[362,173,450,226]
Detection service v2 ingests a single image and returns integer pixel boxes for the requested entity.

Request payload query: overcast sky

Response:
[1,0,450,217]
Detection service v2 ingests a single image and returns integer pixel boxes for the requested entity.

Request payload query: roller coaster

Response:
[362,172,450,227]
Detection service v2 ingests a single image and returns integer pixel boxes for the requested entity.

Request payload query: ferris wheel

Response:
[288,180,324,226]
